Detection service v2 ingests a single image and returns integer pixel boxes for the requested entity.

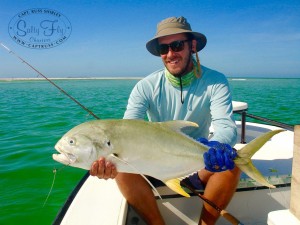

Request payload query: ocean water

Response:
[0,78,299,225]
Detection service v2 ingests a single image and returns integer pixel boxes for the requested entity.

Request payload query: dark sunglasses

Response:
[158,40,189,55]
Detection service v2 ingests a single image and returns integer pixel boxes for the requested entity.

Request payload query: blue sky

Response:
[0,0,299,78]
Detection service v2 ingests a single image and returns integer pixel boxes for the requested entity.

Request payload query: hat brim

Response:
[146,31,207,56]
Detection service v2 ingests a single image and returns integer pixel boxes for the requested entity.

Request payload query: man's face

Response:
[158,33,196,77]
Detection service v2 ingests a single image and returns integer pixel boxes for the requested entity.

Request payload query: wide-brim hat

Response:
[146,16,207,56]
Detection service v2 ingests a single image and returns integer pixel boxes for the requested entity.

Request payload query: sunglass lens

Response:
[158,40,186,55]
[159,44,169,55]
[170,41,184,52]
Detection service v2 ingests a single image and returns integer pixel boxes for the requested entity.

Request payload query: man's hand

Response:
[196,138,237,172]
[89,157,118,179]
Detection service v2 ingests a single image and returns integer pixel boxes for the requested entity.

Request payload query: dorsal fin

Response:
[160,120,199,136]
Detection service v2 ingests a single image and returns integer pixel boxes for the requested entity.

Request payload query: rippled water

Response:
[0,78,299,225]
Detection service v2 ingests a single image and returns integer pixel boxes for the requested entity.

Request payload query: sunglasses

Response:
[158,40,189,55]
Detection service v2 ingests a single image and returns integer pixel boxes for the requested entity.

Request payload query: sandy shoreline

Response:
[0,77,143,81]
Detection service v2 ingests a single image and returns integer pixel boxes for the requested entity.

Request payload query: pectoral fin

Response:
[165,179,190,197]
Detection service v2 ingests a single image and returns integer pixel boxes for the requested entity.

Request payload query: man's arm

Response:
[209,74,237,146]
[123,81,149,120]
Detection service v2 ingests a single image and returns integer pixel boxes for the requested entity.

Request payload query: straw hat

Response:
[146,16,207,56]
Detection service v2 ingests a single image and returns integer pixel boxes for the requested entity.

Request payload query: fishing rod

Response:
[180,179,244,225]
[0,42,100,120]
[1,42,100,208]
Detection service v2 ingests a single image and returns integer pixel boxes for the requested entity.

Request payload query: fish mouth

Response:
[52,145,77,165]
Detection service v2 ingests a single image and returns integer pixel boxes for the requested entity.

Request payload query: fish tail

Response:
[234,129,285,188]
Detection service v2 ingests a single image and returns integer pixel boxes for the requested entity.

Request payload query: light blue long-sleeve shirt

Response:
[123,65,237,146]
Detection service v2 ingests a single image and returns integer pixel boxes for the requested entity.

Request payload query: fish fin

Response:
[161,120,199,136]
[235,129,285,188]
[237,129,285,158]
[165,179,190,197]
[238,161,275,188]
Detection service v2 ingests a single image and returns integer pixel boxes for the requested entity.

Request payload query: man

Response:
[90,16,241,225]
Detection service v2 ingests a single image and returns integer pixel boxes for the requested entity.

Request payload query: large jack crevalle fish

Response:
[53,119,283,197]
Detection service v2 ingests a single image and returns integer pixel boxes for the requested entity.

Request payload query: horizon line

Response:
[0,76,299,81]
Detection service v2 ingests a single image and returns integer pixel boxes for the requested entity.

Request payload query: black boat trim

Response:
[154,182,291,200]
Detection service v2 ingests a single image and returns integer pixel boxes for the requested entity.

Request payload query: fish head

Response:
[53,122,114,170]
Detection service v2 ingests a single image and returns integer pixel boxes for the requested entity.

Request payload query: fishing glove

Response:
[196,138,237,172]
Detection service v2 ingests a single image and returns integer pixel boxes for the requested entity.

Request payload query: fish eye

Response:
[102,139,112,150]
[105,140,113,149]
[69,138,76,145]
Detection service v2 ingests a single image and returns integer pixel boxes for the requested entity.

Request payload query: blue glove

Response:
[196,137,237,172]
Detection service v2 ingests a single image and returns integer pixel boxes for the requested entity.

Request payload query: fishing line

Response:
[43,165,68,207]
[43,168,58,207]
[0,42,100,120]
[109,153,162,200]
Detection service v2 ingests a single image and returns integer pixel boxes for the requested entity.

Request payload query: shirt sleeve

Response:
[123,80,149,120]
[209,73,237,146]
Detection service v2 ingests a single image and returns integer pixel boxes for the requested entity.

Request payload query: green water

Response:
[0,78,299,225]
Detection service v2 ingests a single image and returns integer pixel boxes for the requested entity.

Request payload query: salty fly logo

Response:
[8,8,72,49]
